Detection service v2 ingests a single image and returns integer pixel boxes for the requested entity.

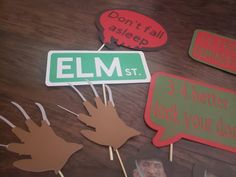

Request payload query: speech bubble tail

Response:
[152,129,181,147]
[105,35,118,49]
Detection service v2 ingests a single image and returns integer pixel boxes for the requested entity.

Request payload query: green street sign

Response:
[46,51,150,86]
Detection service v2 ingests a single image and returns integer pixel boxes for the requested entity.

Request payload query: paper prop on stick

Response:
[189,29,236,74]
[96,9,168,51]
[80,91,140,150]
[61,83,141,149]
[58,82,141,177]
[46,51,150,86]
[0,102,83,176]
[145,72,236,152]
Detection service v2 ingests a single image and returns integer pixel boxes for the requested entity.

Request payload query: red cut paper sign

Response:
[145,72,236,153]
[189,29,236,74]
[96,9,168,51]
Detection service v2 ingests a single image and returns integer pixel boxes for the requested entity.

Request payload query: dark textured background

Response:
[0,0,236,177]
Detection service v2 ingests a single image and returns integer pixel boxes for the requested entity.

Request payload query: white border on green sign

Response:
[45,50,151,86]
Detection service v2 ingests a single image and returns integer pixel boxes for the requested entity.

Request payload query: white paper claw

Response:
[11,101,30,120]
[35,103,50,126]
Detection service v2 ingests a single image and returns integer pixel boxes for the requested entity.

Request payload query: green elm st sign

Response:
[45,51,150,86]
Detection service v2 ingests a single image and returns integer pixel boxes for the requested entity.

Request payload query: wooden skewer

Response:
[115,149,128,177]
[57,105,79,117]
[103,84,114,161]
[204,169,207,177]
[58,170,65,177]
[97,43,105,51]
[0,144,8,148]
[169,143,173,162]
[108,146,113,161]
[103,84,107,106]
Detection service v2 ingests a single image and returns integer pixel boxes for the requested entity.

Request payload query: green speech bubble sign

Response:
[145,72,236,152]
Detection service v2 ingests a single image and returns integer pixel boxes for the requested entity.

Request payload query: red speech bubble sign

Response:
[96,9,168,51]
[189,30,236,75]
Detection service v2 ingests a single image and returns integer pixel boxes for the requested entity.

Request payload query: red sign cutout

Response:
[96,9,168,51]
[189,30,236,74]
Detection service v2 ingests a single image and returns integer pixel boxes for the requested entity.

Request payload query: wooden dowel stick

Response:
[57,105,79,117]
[0,144,8,148]
[109,146,114,161]
[204,170,207,177]
[58,170,65,177]
[97,43,105,51]
[103,84,107,106]
[169,143,173,162]
[103,84,114,161]
[115,149,128,177]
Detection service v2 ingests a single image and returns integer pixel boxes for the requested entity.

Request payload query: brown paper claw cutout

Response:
[0,102,83,174]
[80,97,140,150]
[70,83,141,150]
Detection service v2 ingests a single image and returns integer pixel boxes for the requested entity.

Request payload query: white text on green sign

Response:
[46,51,150,86]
